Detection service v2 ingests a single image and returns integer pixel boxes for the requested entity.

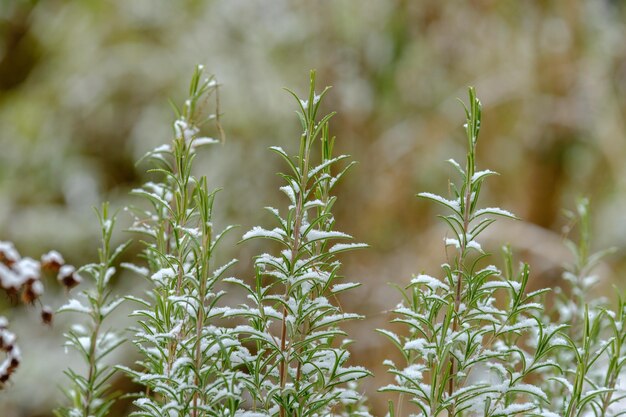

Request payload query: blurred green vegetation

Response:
[2,0,626,416]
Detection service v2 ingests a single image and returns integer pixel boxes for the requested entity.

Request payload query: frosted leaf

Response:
[101,298,124,316]
[329,243,368,253]
[173,119,199,141]
[306,229,351,241]
[474,207,516,218]
[269,146,287,155]
[151,267,176,285]
[152,144,171,153]
[58,299,92,314]
[191,137,219,147]
[316,313,362,327]
[243,226,285,241]
[497,403,536,414]
[103,267,116,286]
[235,412,272,417]
[307,155,349,180]
[418,192,461,212]
[411,274,450,292]
[445,238,460,249]
[331,282,361,293]
[400,364,425,380]
[467,240,482,252]
[121,262,149,277]
[511,383,548,402]
[471,169,497,183]
[447,158,464,174]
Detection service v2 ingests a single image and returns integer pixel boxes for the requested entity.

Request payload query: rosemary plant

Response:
[228,71,371,417]
[539,199,626,417]
[56,203,128,417]
[379,88,563,417]
[120,66,245,417]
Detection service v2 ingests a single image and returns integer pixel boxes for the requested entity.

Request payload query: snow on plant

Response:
[537,199,626,417]
[0,240,73,387]
[379,88,563,417]
[228,71,371,417]
[119,65,245,417]
[55,203,128,417]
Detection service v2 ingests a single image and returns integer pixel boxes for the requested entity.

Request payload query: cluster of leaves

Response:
[380,88,558,417]
[380,89,626,417]
[119,66,246,417]
[55,204,127,417]
[537,199,626,417]
[228,71,370,417]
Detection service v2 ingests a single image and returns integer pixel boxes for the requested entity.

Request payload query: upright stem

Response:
[279,123,312,417]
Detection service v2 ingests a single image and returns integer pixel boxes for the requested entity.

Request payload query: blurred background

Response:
[2,0,626,415]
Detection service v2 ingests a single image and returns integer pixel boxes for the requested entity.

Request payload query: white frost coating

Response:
[404,339,436,357]
[31,280,44,296]
[401,364,425,380]
[331,282,360,293]
[418,192,461,212]
[58,299,92,314]
[151,267,176,285]
[243,226,285,240]
[447,158,464,173]
[103,267,116,286]
[121,262,149,277]
[471,169,497,182]
[173,119,199,141]
[513,383,548,401]
[329,243,368,253]
[497,403,536,414]
[15,257,40,279]
[41,250,64,265]
[235,411,272,417]
[306,229,351,241]
[101,298,124,316]
[0,241,20,263]
[279,185,296,204]
[499,318,537,333]
[303,199,325,210]
[445,238,460,249]
[191,137,219,147]
[0,264,21,289]
[474,207,516,218]
[467,240,482,251]
[152,144,171,153]
[307,155,348,180]
[411,274,449,292]
[269,146,287,155]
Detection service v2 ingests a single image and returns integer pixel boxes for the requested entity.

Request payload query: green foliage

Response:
[55,203,128,417]
[232,71,370,417]
[42,71,626,417]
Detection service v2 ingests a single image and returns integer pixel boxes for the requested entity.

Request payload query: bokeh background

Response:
[2,1,626,416]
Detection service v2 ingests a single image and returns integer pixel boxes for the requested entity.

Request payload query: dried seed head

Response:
[0,317,20,387]
[41,306,53,325]
[57,265,82,290]
[0,242,20,268]
[14,258,41,284]
[41,250,65,274]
